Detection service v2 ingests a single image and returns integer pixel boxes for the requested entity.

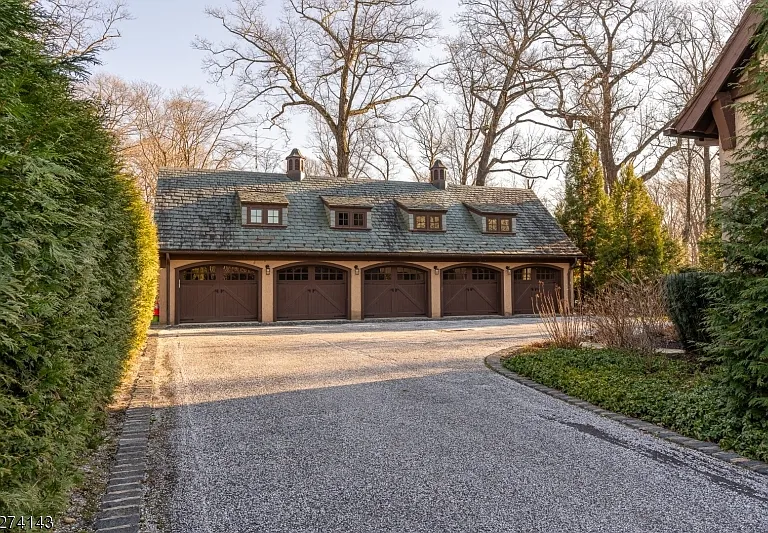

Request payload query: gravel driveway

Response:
[146,318,768,532]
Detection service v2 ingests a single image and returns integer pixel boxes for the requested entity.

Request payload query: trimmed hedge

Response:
[0,1,158,514]
[663,271,712,354]
[503,347,768,463]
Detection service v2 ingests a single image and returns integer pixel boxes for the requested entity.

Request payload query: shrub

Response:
[663,271,712,354]
[587,277,670,353]
[0,0,158,514]
[534,285,588,348]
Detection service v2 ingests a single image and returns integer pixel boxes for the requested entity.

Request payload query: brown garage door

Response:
[513,266,562,314]
[178,264,259,323]
[276,265,348,320]
[442,267,501,316]
[363,266,428,318]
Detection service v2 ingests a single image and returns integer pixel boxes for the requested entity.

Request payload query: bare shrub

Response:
[587,277,671,353]
[535,284,588,348]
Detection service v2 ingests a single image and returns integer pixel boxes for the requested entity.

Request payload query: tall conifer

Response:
[556,129,606,292]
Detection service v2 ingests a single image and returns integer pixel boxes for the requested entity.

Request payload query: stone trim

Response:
[485,351,768,476]
[95,337,156,532]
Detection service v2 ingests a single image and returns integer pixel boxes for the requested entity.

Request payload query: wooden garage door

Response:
[178,265,259,323]
[276,266,348,320]
[363,266,428,318]
[513,266,562,314]
[442,267,501,316]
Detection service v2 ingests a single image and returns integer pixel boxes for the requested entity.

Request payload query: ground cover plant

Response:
[503,347,768,462]
[0,0,158,514]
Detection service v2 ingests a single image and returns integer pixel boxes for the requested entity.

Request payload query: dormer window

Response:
[245,205,284,226]
[335,210,367,228]
[486,216,515,233]
[414,213,442,231]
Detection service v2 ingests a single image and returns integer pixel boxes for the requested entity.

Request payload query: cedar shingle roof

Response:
[154,168,581,257]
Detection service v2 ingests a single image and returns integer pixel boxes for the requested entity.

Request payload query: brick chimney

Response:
[430,159,447,190]
[286,148,306,181]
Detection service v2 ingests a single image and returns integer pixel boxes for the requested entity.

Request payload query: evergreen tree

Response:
[705,1,768,422]
[556,129,606,292]
[594,164,666,284]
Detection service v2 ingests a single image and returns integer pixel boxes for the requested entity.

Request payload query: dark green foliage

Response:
[556,130,606,291]
[705,0,768,423]
[664,271,712,353]
[504,348,768,462]
[0,0,158,514]
[594,165,668,285]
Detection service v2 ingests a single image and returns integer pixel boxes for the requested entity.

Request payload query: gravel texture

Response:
[146,318,768,533]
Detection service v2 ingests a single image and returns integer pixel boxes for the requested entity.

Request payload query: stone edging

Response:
[95,336,156,532]
[485,351,768,476]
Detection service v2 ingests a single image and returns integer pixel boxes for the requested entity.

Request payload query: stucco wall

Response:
[719,92,755,199]
[158,258,573,324]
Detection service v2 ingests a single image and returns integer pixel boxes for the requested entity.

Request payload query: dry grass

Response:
[534,284,589,348]
[587,278,671,354]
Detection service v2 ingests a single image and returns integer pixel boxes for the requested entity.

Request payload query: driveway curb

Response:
[485,351,768,476]
[94,334,157,532]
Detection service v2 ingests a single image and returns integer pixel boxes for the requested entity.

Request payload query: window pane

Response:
[353,213,365,226]
[500,218,511,232]
[429,215,441,230]
[250,208,262,224]
[487,218,498,231]
[267,209,280,224]
[337,212,349,226]
[415,215,426,229]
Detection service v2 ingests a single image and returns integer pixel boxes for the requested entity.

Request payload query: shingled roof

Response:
[154,168,581,258]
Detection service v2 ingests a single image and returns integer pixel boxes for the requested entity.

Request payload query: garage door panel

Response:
[363,266,427,318]
[276,266,348,320]
[178,265,259,323]
[441,267,501,316]
[513,267,561,314]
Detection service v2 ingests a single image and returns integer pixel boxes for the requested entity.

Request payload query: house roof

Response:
[667,5,762,139]
[463,202,519,215]
[154,168,581,258]
[320,195,375,208]
[236,189,290,205]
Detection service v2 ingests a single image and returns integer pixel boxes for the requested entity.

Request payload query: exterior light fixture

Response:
[434,265,439,275]
[506,266,512,275]
[354,265,360,275]
[265,265,271,275]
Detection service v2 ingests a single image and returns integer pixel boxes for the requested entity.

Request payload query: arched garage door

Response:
[178,264,259,323]
[513,266,562,314]
[276,265,348,320]
[363,265,428,318]
[441,267,501,316]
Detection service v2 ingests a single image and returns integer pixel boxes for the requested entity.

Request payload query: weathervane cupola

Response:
[286,148,306,181]
[430,159,448,190]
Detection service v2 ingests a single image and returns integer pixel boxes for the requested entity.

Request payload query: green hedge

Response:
[0,1,158,514]
[503,347,768,463]
[663,271,712,354]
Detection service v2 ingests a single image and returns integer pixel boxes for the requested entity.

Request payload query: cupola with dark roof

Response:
[430,160,447,190]
[286,148,306,181]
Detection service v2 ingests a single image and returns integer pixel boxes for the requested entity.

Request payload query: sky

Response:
[95,0,561,204]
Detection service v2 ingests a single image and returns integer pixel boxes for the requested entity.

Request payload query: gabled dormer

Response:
[320,196,374,230]
[394,198,448,232]
[463,202,517,234]
[237,190,289,228]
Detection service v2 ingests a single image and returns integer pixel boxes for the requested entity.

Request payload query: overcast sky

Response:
[95,0,562,204]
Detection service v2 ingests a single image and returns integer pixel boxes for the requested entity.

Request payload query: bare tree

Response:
[197,0,440,178]
[89,75,254,204]
[660,0,745,225]
[535,0,683,191]
[37,0,130,58]
[450,0,566,186]
[386,101,450,182]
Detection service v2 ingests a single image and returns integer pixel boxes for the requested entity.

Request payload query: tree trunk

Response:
[703,145,712,221]
[336,126,350,178]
